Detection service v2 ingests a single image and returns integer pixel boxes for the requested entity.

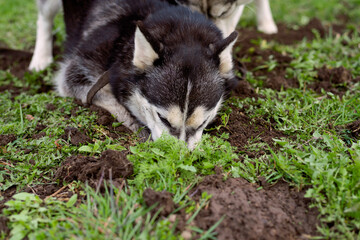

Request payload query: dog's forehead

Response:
[160,105,209,129]
[186,106,206,128]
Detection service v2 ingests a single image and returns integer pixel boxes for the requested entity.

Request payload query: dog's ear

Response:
[210,31,238,74]
[133,22,160,70]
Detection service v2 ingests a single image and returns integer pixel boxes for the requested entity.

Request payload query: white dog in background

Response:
[28,0,277,71]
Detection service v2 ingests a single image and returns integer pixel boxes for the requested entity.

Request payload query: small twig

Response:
[353,126,360,133]
[189,188,199,198]
[27,184,36,195]
[0,160,14,167]
[45,183,71,200]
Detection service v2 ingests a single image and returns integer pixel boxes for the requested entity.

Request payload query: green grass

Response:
[1,0,360,239]
[0,0,64,50]
[241,0,360,28]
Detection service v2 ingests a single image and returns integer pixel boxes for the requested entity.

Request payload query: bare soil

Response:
[0,19,357,238]
[207,105,287,158]
[191,174,320,240]
[0,48,32,78]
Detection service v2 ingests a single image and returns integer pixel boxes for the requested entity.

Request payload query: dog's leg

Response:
[255,0,277,34]
[29,0,62,71]
[213,5,245,38]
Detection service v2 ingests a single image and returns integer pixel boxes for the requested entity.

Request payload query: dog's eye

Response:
[195,120,207,131]
[157,113,172,128]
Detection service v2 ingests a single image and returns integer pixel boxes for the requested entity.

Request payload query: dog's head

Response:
[111,7,238,149]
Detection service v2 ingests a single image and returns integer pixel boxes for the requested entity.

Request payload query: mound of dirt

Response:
[192,174,319,240]
[61,126,92,146]
[208,106,287,157]
[0,134,16,146]
[308,66,354,95]
[54,150,133,187]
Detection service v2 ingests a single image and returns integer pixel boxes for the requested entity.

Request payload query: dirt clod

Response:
[35,123,47,131]
[192,174,320,240]
[97,115,114,126]
[55,150,133,187]
[46,103,57,111]
[32,132,46,140]
[0,134,16,146]
[61,126,92,146]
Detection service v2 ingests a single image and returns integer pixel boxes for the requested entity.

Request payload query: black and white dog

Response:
[29,0,276,148]
[29,0,277,71]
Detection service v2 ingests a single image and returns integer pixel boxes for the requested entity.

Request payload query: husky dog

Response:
[52,0,239,149]
[29,0,277,71]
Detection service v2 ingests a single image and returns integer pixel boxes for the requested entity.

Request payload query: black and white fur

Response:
[29,0,277,71]
[52,0,239,149]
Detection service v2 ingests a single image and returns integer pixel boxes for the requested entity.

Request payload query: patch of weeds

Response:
[3,192,78,240]
[128,134,238,188]
[252,55,278,72]
[4,181,220,239]
[241,0,360,27]
[269,132,360,239]
[239,87,360,140]
[284,31,360,85]
[0,92,103,191]
[77,140,127,155]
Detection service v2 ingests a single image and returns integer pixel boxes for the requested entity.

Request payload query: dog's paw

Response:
[29,55,53,71]
[257,21,278,34]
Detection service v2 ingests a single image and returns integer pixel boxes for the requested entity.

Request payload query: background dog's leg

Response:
[214,5,245,38]
[29,0,62,71]
[255,0,278,34]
